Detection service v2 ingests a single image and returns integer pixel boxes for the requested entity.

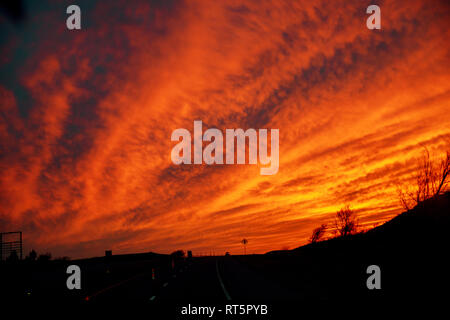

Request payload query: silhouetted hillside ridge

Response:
[367,191,450,241]
[246,192,449,305]
[267,191,450,255]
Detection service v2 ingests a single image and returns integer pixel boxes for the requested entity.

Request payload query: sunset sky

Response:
[1,0,449,258]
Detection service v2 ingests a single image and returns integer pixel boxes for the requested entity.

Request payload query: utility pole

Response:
[241,238,248,255]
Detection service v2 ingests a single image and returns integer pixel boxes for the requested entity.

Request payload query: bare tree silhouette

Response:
[398,148,450,210]
[334,206,358,237]
[309,224,327,243]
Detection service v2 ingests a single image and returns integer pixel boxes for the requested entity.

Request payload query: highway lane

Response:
[218,256,301,301]
[7,255,320,317]
[86,256,300,304]
[84,257,226,304]
[156,257,227,302]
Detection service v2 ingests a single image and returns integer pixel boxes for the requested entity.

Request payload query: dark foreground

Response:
[1,193,449,317]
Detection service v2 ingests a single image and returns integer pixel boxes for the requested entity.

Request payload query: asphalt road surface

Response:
[78,256,304,318]
[86,256,299,304]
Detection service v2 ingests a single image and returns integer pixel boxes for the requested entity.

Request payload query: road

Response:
[72,256,304,319]
[3,252,433,315]
[86,256,299,304]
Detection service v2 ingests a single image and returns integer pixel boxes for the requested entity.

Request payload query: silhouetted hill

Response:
[268,191,450,255]
[255,192,450,306]
[366,191,450,242]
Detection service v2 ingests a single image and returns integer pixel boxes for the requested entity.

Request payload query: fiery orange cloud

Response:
[1,0,449,258]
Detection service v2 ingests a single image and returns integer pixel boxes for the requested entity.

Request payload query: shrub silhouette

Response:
[37,252,52,262]
[7,250,19,262]
[309,224,327,243]
[171,250,185,259]
[29,249,37,260]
